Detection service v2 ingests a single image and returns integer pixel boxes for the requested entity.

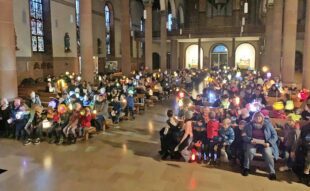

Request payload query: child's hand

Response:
[251,139,257,145]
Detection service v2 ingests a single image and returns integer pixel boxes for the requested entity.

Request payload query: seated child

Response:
[218,118,235,162]
[81,107,96,140]
[279,116,301,172]
[231,120,247,167]
[63,103,81,144]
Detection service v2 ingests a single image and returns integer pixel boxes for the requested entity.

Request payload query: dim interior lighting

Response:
[262,66,269,73]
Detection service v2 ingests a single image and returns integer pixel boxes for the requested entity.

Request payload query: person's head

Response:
[286,116,297,128]
[196,94,202,100]
[1,98,8,108]
[30,91,36,99]
[238,120,247,130]
[75,102,82,111]
[14,98,21,108]
[252,112,265,129]
[208,111,216,120]
[167,110,173,118]
[85,107,91,114]
[222,118,231,129]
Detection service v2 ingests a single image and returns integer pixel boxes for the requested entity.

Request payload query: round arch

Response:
[210,44,228,67]
[235,43,256,70]
[185,44,203,69]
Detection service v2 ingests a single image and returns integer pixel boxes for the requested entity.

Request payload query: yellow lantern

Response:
[285,100,294,111]
[273,101,284,111]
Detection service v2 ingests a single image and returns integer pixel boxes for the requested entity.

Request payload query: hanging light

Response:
[244,1,248,14]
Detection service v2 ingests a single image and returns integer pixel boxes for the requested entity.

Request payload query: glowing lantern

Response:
[191,153,196,161]
[262,66,269,73]
[234,97,240,106]
[266,72,272,78]
[178,99,184,107]
[57,104,68,114]
[287,113,302,122]
[149,89,153,96]
[273,101,284,111]
[68,103,73,111]
[285,100,294,111]
[235,71,241,78]
[93,110,97,115]
[80,109,86,116]
[298,89,309,101]
[65,71,69,75]
[77,76,82,81]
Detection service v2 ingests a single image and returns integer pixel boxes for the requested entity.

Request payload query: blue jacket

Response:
[126,95,134,108]
[219,127,235,145]
[243,119,279,159]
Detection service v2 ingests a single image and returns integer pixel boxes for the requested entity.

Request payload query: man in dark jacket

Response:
[242,112,279,180]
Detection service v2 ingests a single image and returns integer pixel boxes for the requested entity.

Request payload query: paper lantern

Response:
[273,101,284,111]
[58,104,68,114]
[285,100,294,111]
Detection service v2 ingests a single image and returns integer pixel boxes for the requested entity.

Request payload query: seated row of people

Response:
[159,109,309,183]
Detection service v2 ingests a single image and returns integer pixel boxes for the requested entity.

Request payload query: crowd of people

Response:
[1,66,309,185]
[0,69,204,145]
[159,66,310,185]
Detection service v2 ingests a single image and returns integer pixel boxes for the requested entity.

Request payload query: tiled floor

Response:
[0,99,308,191]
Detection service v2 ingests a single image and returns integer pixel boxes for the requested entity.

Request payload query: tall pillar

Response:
[171,39,178,71]
[282,0,298,84]
[121,0,131,75]
[262,7,274,69]
[179,43,184,69]
[144,2,153,71]
[270,0,283,77]
[0,0,17,100]
[198,38,201,69]
[136,40,140,70]
[232,0,241,26]
[302,0,310,89]
[160,11,167,70]
[80,0,94,82]
[231,37,236,68]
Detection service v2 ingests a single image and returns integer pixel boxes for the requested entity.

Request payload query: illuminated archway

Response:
[185,44,203,69]
[235,43,256,70]
[210,44,228,67]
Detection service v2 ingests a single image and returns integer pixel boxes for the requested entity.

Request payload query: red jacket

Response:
[81,114,92,128]
[207,119,220,139]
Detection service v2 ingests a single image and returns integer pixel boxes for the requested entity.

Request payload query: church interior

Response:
[0,0,310,190]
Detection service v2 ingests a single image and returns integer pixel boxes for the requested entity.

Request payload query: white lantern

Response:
[244,2,248,14]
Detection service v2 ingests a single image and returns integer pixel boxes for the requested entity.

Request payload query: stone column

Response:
[282,0,298,84]
[232,0,241,26]
[231,37,236,68]
[198,38,201,69]
[170,39,178,71]
[0,0,17,100]
[262,6,274,69]
[144,2,153,71]
[179,43,184,69]
[136,40,140,70]
[303,0,310,89]
[80,0,94,82]
[121,0,131,75]
[270,0,283,77]
[160,11,167,70]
